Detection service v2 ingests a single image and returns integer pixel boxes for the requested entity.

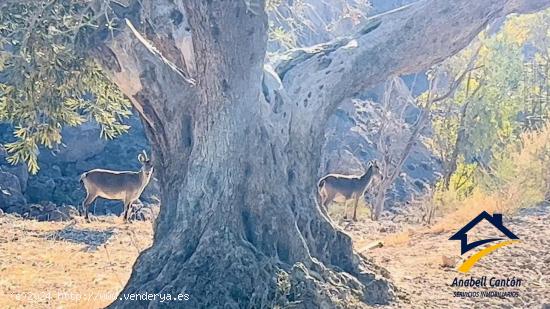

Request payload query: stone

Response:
[37,210,69,222]
[54,122,107,163]
[58,204,79,218]
[52,177,80,205]
[26,176,56,203]
[0,171,26,211]
[25,202,77,222]
[0,145,28,192]
[49,165,62,178]
[27,204,44,218]
[128,202,159,222]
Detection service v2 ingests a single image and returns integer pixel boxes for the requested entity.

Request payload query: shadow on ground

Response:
[44,224,118,251]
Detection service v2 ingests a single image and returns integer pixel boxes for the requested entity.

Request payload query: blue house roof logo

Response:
[449,211,519,255]
[449,211,520,273]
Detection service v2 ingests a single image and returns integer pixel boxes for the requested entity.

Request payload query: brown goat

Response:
[318,160,381,221]
[80,151,153,222]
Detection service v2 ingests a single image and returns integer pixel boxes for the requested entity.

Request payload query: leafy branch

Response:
[0,0,131,173]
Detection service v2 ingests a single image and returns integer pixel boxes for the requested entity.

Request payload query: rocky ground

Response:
[0,203,547,308]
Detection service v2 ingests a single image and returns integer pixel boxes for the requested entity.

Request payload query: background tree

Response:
[518,11,550,130]
[428,9,550,196]
[2,0,550,307]
[266,0,370,51]
[371,60,476,220]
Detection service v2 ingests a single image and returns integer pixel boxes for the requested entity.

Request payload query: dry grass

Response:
[430,190,508,233]
[382,230,412,247]
[0,215,153,309]
[327,199,372,221]
[430,125,550,233]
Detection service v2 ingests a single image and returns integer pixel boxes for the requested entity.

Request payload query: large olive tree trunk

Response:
[95,0,549,307]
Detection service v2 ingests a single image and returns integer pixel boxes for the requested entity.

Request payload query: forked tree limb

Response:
[276,0,550,126]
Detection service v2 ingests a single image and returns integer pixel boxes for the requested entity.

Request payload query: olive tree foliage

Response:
[0,1,131,173]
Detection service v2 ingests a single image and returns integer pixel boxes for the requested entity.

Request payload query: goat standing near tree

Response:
[80,150,154,222]
[318,160,382,221]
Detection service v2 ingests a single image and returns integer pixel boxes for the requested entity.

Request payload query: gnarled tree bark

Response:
[91,0,550,307]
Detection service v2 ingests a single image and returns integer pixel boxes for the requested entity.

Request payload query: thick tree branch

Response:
[93,18,199,181]
[98,19,197,121]
[128,0,196,76]
[276,0,550,125]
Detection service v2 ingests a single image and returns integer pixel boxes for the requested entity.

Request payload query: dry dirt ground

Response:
[0,216,153,308]
[0,203,548,308]
[338,202,550,309]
